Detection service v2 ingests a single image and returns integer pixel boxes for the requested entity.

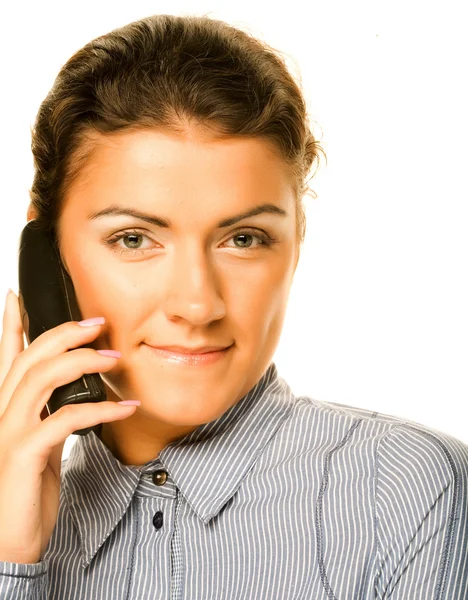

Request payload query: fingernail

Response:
[6,289,11,301]
[117,400,141,406]
[97,349,121,358]
[78,317,106,326]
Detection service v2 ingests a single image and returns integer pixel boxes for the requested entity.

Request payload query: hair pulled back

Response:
[29,14,324,247]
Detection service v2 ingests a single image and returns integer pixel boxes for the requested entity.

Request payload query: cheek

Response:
[67,253,137,321]
[70,264,139,351]
[232,260,293,340]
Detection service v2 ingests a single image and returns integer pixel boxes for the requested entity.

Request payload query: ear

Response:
[27,203,38,222]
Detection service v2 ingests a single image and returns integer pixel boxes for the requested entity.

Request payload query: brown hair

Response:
[28,13,324,249]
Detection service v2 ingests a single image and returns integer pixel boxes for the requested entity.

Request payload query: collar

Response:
[62,362,296,568]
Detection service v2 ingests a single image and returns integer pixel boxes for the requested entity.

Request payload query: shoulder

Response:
[288,394,468,484]
[373,416,468,550]
[376,418,468,484]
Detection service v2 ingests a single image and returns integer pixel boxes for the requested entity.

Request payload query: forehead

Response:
[68,127,294,201]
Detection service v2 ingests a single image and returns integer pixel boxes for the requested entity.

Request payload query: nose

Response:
[163,243,226,325]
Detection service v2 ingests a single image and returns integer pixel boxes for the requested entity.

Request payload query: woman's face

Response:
[39,127,300,454]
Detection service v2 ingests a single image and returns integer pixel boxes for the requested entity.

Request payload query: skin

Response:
[27,126,301,466]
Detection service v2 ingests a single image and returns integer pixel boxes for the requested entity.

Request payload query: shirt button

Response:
[152,470,168,486]
[153,511,164,530]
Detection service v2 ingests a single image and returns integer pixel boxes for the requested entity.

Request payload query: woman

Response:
[0,14,466,599]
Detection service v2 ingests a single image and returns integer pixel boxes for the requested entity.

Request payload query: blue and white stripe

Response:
[1,361,467,599]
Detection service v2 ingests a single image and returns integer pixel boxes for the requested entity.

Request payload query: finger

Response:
[2,348,120,426]
[16,401,138,474]
[0,321,105,418]
[0,290,24,385]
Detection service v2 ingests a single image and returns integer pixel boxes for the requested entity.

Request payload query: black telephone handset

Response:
[17,220,107,436]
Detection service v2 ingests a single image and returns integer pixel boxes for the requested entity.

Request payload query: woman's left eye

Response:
[224,231,276,250]
[105,229,277,256]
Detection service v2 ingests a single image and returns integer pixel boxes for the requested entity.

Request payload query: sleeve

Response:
[0,559,48,599]
[374,425,468,599]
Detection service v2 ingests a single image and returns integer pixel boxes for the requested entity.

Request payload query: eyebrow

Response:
[87,203,288,228]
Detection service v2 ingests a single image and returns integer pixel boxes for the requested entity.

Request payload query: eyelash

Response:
[104,228,279,257]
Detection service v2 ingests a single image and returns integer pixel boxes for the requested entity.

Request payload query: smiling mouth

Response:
[144,343,233,365]
[146,344,232,354]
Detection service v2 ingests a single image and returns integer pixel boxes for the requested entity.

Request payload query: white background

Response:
[0,0,466,456]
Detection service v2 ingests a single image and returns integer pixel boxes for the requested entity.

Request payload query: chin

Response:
[136,392,233,427]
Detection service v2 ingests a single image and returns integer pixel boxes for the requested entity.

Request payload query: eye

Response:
[105,230,154,256]
[224,230,277,250]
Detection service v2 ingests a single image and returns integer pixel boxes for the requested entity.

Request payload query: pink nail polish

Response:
[78,317,106,326]
[97,350,121,358]
[117,400,141,406]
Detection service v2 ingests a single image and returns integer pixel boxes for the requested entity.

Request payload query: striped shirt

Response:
[1,361,467,599]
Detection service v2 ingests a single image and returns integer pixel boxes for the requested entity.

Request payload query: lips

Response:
[144,343,233,366]
[147,344,232,355]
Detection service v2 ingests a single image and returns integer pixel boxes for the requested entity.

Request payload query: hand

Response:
[0,290,138,564]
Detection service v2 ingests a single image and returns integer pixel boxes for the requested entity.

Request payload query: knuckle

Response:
[20,364,37,387]
[58,404,76,419]
[21,359,53,391]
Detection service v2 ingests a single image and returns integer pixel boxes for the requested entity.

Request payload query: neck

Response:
[97,415,198,466]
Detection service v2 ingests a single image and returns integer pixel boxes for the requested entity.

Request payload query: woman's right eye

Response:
[105,231,156,256]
